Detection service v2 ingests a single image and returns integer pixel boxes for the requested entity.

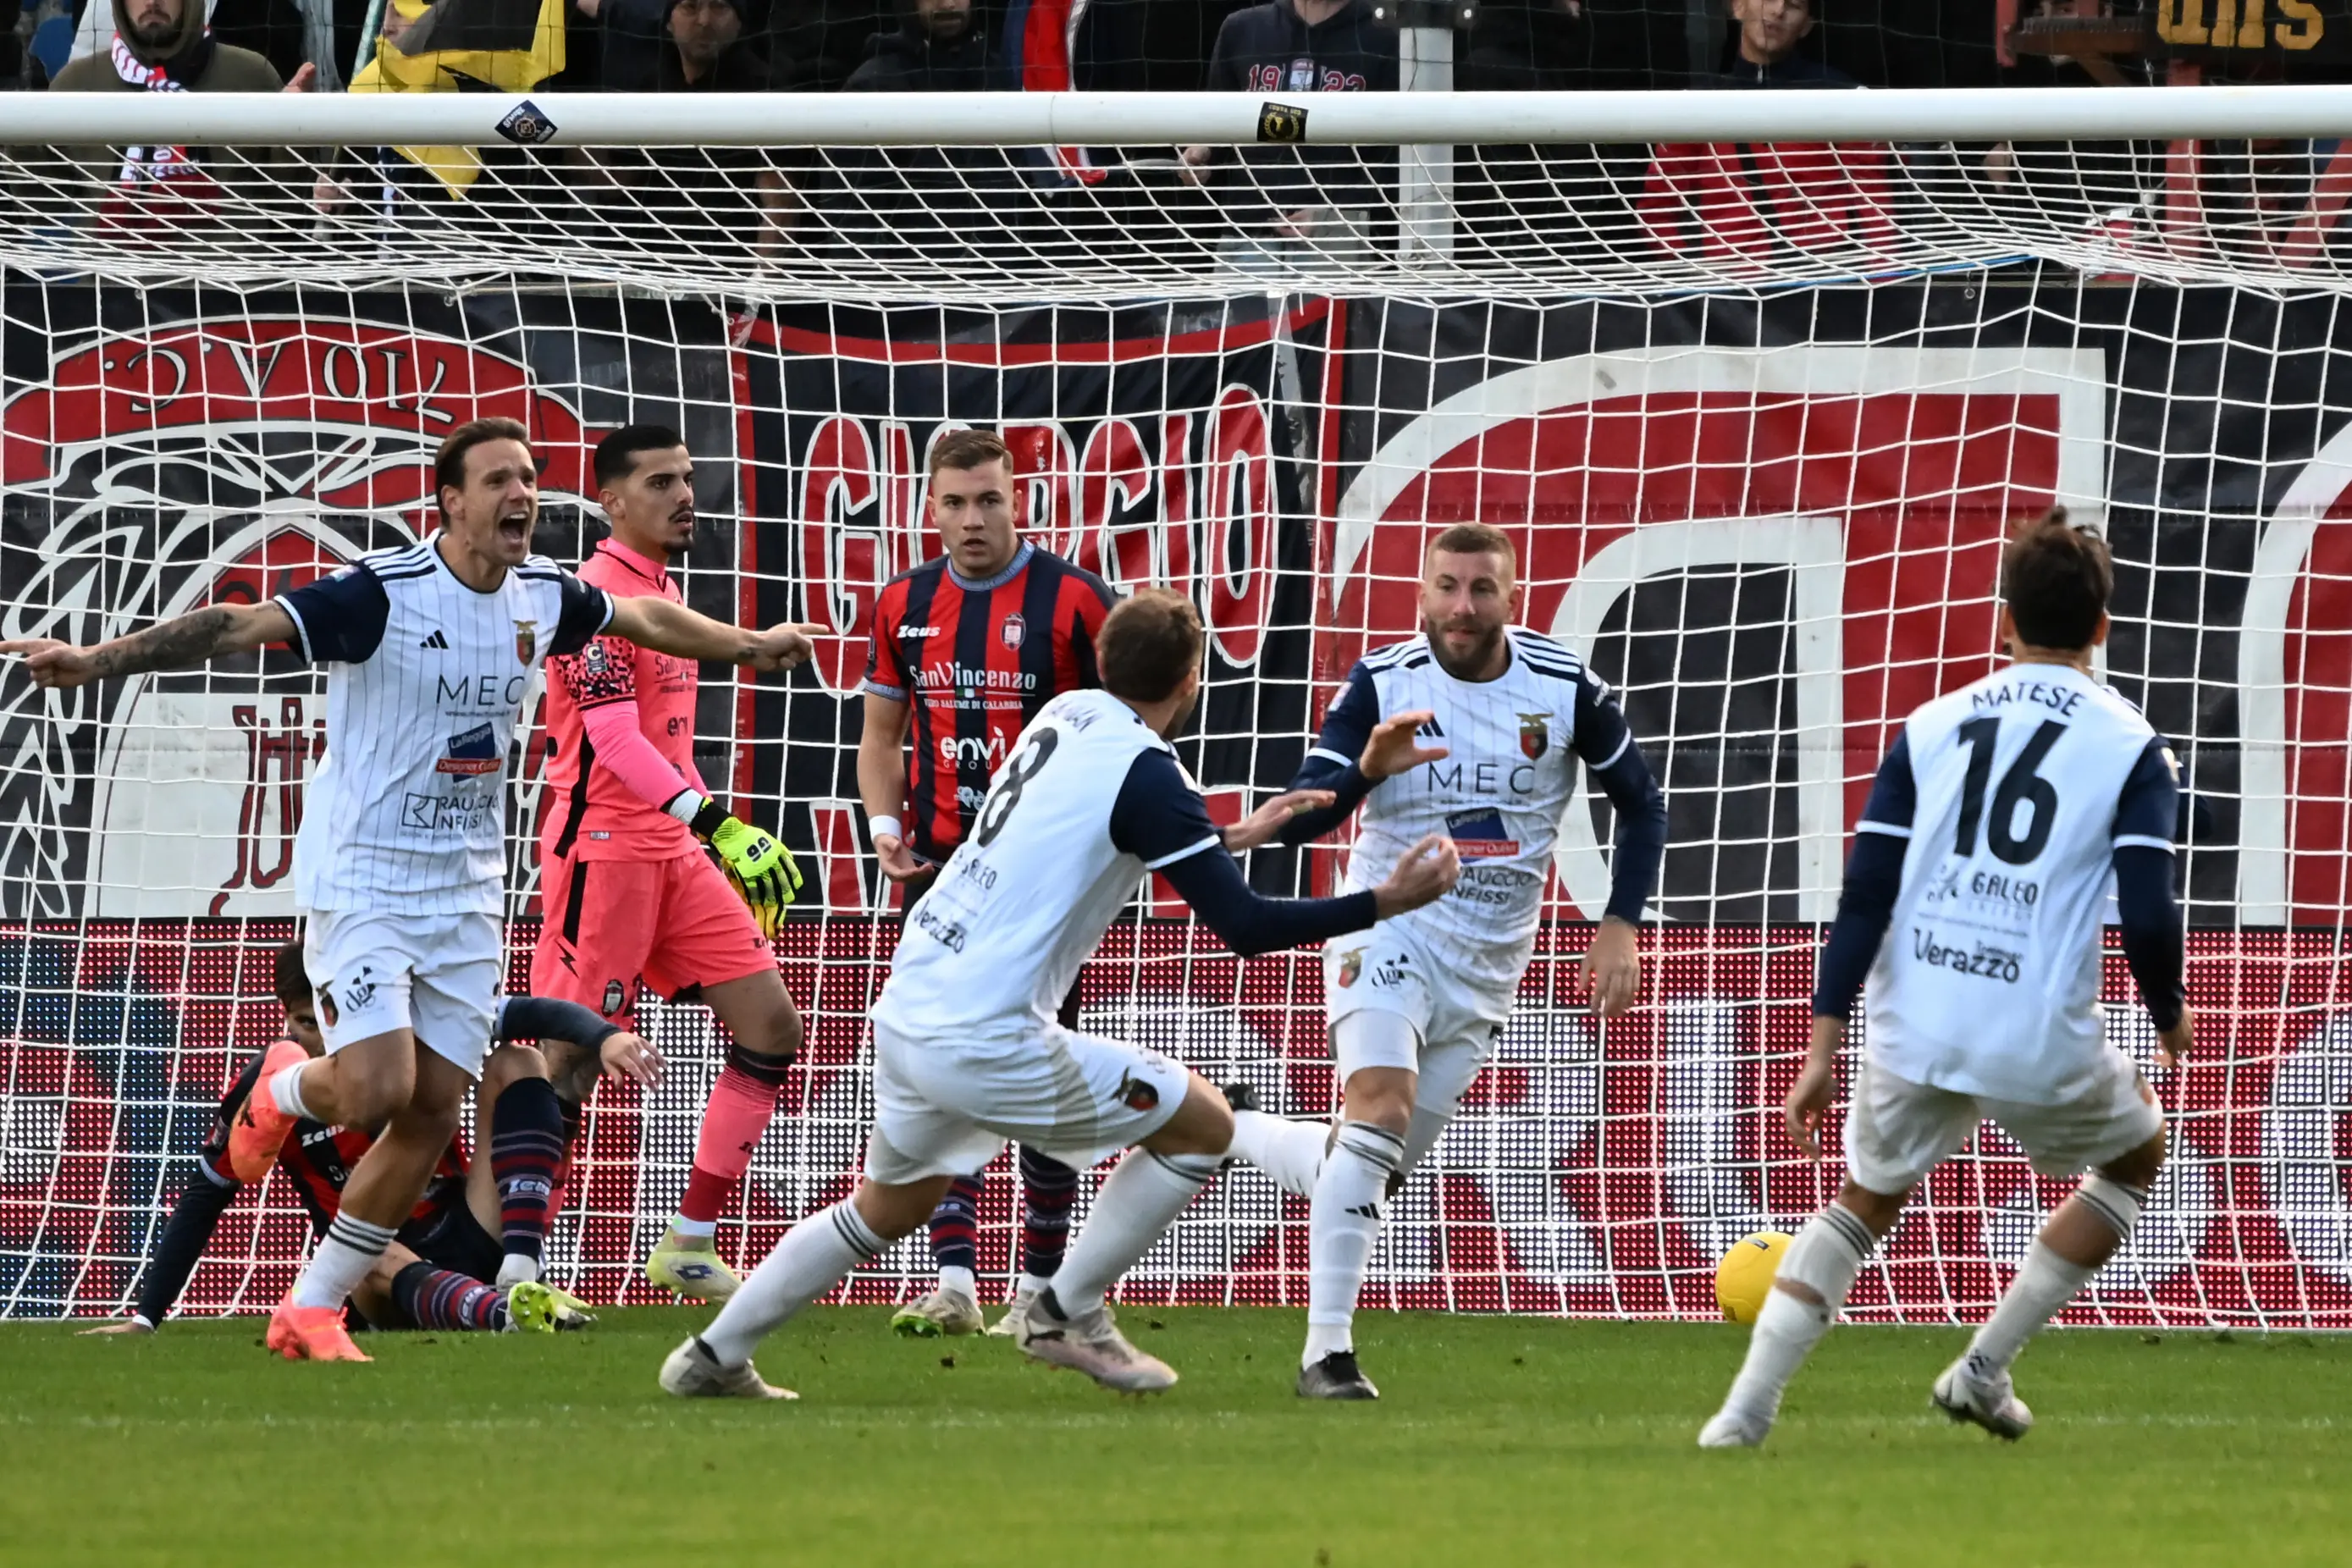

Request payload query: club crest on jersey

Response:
[1001,613,1026,651]
[1336,947,1364,987]
[1518,712,1552,761]
[515,620,538,665]
[436,721,503,776]
[1114,1070,1160,1113]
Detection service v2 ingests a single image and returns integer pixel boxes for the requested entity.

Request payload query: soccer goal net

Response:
[2,90,2349,1329]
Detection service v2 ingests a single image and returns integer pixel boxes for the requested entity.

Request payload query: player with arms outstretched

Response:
[533,426,808,1302]
[4,416,814,1362]
[859,428,1117,1339]
[84,942,658,1338]
[1698,511,2191,1447]
[660,591,1460,1400]
[1224,522,1669,1399]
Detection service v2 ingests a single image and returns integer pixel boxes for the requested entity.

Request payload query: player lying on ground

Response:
[530,425,808,1304]
[1698,510,2192,1448]
[1219,522,1668,1399]
[859,428,1116,1341]
[659,590,1460,1400]
[3,415,815,1363]
[82,942,660,1337]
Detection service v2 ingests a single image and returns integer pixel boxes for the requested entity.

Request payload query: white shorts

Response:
[1841,1048,2164,1195]
[303,908,504,1077]
[1324,921,1514,1101]
[864,1019,1190,1186]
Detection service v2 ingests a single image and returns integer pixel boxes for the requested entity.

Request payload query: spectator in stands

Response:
[51,0,310,93]
[576,0,798,255]
[765,0,892,91]
[842,0,992,91]
[1180,0,1396,243]
[1721,0,1853,88]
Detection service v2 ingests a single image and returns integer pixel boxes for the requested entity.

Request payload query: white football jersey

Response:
[874,688,1222,1040]
[1328,629,1615,992]
[275,539,611,915]
[1863,660,2172,1103]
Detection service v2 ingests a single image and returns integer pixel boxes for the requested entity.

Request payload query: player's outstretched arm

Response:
[495,995,663,1090]
[1792,735,1917,1154]
[1274,661,1446,847]
[604,596,821,672]
[2112,737,2193,1068]
[1570,671,1670,1016]
[3,601,294,689]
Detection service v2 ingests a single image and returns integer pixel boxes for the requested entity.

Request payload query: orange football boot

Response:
[265,1295,371,1363]
[227,1038,309,1182]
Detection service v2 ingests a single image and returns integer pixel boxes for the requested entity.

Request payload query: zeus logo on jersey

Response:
[435,721,503,776]
[1445,806,1521,859]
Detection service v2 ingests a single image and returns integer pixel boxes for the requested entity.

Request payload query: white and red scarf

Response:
[112,33,203,186]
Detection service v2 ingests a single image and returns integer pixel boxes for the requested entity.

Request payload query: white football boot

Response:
[1932,1356,2033,1440]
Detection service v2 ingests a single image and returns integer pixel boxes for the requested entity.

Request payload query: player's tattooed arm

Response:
[2,601,294,688]
[605,596,824,672]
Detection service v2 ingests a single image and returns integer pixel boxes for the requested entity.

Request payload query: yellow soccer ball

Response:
[1714,1230,1793,1324]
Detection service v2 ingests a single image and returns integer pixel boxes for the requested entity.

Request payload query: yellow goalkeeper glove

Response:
[686,798,803,940]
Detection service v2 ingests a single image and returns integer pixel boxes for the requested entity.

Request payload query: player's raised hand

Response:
[744,623,825,672]
[1786,1016,1843,1161]
[1373,832,1460,918]
[2157,1008,2195,1070]
[1222,788,1338,853]
[0,639,98,689]
[1577,914,1641,1018]
[78,1317,154,1335]
[1359,710,1449,781]
[598,1030,664,1088]
[872,831,927,884]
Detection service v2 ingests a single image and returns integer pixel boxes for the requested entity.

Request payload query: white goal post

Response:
[3,87,2352,1330]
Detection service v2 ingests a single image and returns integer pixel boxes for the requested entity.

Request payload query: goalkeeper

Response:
[532,425,809,1303]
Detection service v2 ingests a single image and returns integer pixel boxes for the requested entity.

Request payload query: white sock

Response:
[496,1254,541,1289]
[700,1202,885,1366]
[1048,1150,1220,1318]
[268,1060,316,1121]
[1966,1240,2097,1379]
[1228,1111,1329,1197]
[667,1216,717,1239]
[1716,1203,1875,1422]
[1304,1121,1405,1368]
[290,1212,395,1309]
[937,1264,977,1300]
[1017,1272,1053,1298]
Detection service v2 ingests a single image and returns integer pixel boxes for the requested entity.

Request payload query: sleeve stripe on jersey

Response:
[196,1159,238,1190]
[860,678,909,702]
[1142,834,1224,871]
[1856,820,1912,837]
[2113,833,2176,853]
[1592,731,1631,770]
[273,593,313,660]
[1307,746,1353,766]
[373,566,438,582]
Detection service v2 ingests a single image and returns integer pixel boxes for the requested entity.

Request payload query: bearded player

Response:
[532,426,808,1303]
[859,428,1117,1339]
[1223,522,1669,1399]
[662,591,1460,1400]
[1698,512,2191,1447]
[4,416,814,1362]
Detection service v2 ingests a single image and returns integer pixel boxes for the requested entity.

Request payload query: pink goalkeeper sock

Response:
[679,1054,788,1224]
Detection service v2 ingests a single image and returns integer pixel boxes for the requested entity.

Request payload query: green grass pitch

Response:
[3,1306,2345,1566]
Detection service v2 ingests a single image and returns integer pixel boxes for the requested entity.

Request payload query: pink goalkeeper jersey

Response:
[538,538,706,863]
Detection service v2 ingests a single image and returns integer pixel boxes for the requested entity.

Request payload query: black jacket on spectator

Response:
[765,0,892,91]
[1723,53,1856,89]
[1201,0,1396,220]
[842,17,998,90]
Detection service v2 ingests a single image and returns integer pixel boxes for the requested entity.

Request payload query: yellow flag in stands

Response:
[347,0,567,196]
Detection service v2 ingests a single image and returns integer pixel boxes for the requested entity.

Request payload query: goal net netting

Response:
[3,91,2349,1328]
